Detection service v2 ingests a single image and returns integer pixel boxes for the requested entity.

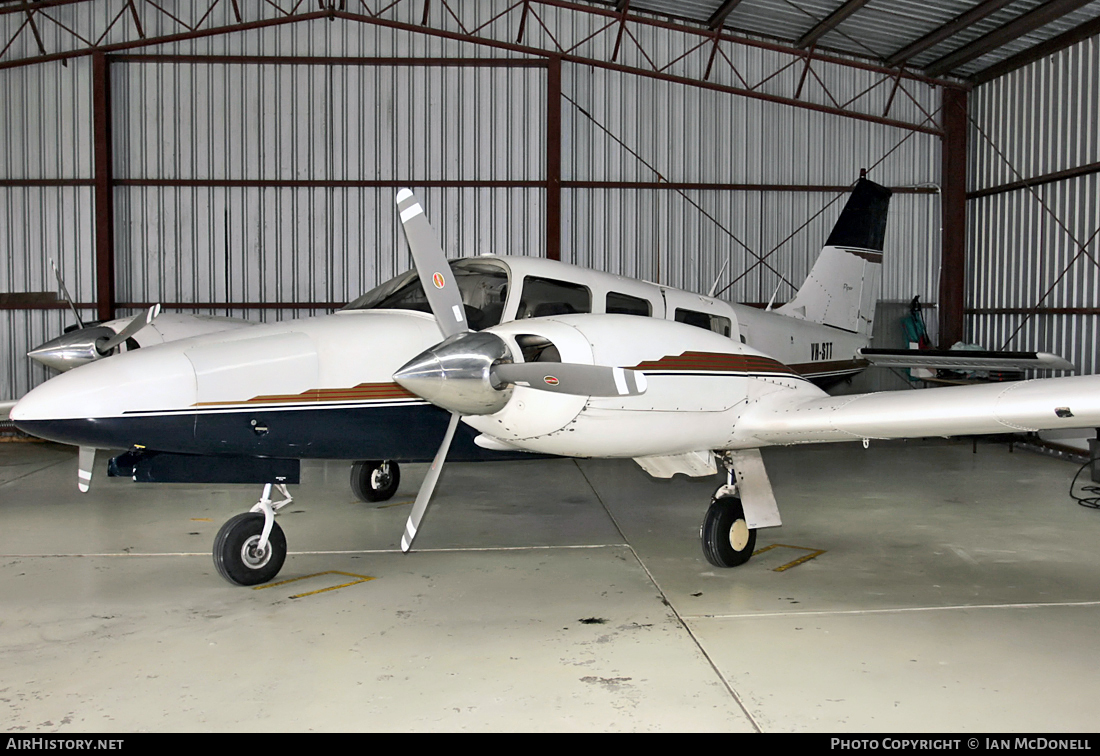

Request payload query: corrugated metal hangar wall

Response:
[968,33,1100,376]
[10,0,1066,401]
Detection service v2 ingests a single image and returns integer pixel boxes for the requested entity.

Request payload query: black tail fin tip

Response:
[824,178,892,252]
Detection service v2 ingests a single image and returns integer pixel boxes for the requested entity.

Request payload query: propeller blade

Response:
[395,189,468,338]
[401,411,461,553]
[97,304,161,354]
[51,259,84,329]
[491,362,647,397]
[77,446,96,493]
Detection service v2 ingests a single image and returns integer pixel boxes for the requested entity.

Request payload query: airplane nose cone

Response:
[11,346,198,447]
[393,331,513,416]
[27,326,115,371]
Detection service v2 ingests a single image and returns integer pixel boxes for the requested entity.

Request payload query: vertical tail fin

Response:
[776,177,891,335]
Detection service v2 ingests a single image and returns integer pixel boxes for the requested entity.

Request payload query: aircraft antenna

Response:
[764,279,783,312]
[51,259,84,329]
[708,257,731,298]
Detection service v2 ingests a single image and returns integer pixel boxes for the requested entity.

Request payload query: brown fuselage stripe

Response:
[632,351,797,375]
[194,382,418,407]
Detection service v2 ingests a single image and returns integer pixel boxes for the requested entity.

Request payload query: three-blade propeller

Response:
[391,189,646,553]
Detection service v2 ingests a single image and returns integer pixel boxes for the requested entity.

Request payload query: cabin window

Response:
[675,308,732,337]
[516,276,591,319]
[606,292,652,316]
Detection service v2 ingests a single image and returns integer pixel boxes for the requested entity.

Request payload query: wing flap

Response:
[857,348,1074,372]
[735,374,1100,446]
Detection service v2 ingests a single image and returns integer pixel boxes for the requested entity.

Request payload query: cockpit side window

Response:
[516,276,591,319]
[342,260,510,331]
[675,308,732,337]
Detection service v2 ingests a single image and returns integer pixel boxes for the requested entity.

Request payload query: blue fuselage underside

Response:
[15,403,542,463]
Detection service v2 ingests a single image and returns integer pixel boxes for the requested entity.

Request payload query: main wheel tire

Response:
[351,460,400,502]
[213,512,287,586]
[700,495,757,568]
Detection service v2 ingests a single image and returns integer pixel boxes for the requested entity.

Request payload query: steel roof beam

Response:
[924,0,1096,77]
[707,0,744,30]
[970,13,1100,85]
[885,0,1016,67]
[796,0,872,49]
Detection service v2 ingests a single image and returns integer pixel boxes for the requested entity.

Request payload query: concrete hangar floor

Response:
[2,437,1099,732]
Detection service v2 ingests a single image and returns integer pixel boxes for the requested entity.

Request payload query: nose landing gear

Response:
[213,483,292,586]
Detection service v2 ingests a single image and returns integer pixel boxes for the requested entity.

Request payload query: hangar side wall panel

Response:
[110,59,545,309]
[969,36,1098,194]
[968,35,1100,374]
[0,59,92,179]
[111,62,544,182]
[0,56,95,400]
[114,186,544,310]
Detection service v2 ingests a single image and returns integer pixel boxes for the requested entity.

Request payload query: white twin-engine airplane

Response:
[11,179,1095,588]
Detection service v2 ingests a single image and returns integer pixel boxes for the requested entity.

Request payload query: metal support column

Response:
[546,54,561,262]
[92,51,115,322]
[939,86,967,348]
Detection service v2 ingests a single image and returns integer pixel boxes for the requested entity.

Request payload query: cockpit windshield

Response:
[342,258,510,331]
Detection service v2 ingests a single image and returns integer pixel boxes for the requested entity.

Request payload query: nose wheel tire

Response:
[701,495,757,568]
[351,460,401,502]
[213,512,287,586]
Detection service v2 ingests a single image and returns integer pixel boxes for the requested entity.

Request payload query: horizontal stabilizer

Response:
[858,348,1074,372]
[735,373,1100,447]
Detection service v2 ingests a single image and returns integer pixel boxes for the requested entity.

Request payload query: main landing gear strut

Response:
[213,483,292,586]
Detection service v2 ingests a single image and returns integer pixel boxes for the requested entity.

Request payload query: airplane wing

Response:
[857,348,1074,372]
[735,374,1100,447]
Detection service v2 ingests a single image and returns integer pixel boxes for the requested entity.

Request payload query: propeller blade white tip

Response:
[401,518,417,552]
[613,367,628,395]
[396,188,413,203]
[400,204,424,223]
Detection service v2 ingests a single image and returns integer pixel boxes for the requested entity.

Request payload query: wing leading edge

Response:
[857,348,1074,372]
[733,374,1100,447]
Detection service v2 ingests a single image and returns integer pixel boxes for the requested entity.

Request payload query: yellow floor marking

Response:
[252,570,376,599]
[753,543,827,572]
[190,518,213,522]
[375,499,413,509]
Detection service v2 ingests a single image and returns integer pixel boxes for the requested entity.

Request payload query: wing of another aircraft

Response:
[857,348,1074,372]
[0,400,16,421]
[733,373,1100,447]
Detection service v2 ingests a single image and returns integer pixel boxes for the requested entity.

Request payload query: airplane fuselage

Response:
[13,255,850,463]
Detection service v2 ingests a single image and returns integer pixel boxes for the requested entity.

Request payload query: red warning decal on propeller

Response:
[432,272,446,289]
[543,375,559,386]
